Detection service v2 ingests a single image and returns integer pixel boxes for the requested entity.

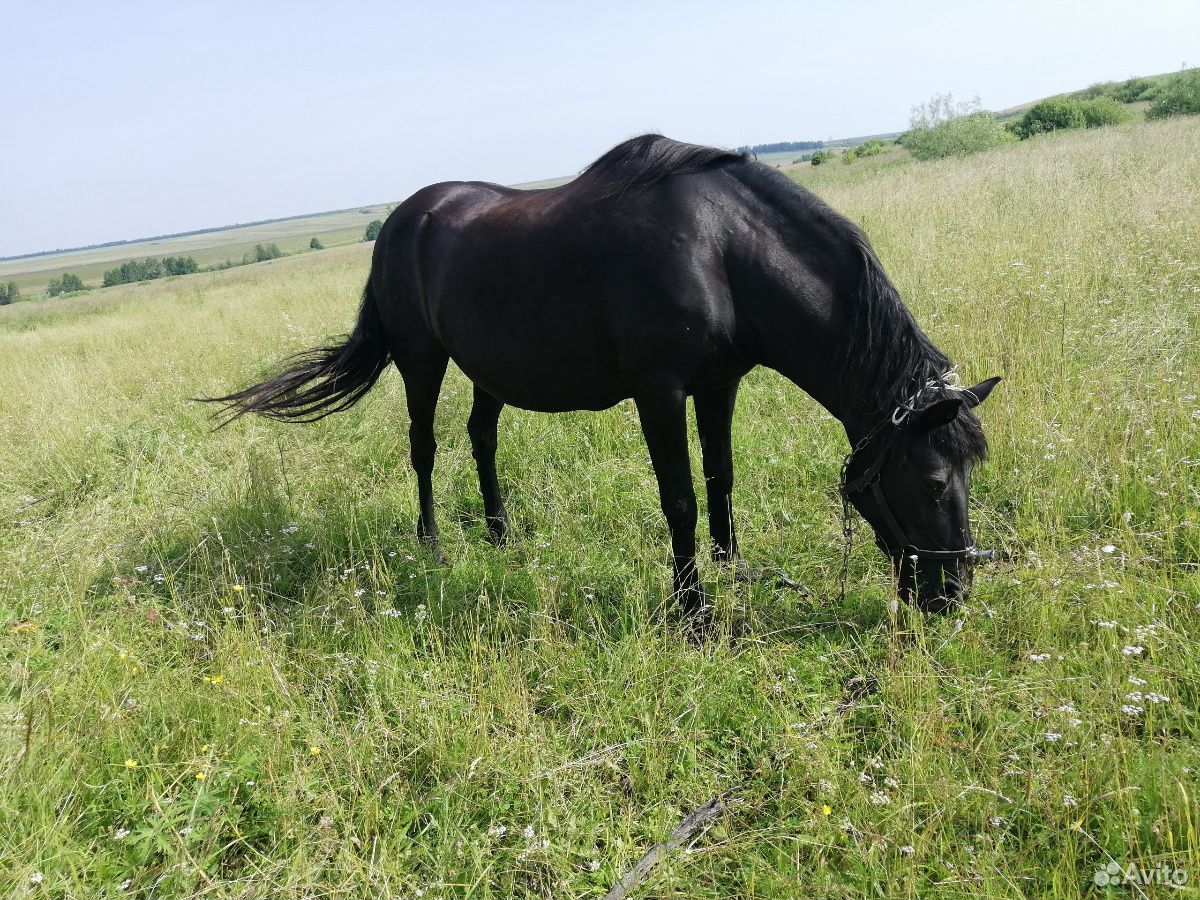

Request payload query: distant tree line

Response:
[20,233,332,304]
[103,255,198,287]
[214,243,284,270]
[737,140,823,154]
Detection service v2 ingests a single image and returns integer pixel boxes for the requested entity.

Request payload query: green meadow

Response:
[1,115,1197,898]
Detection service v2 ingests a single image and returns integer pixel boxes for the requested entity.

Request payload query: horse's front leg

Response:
[694,380,804,592]
[693,380,742,565]
[634,386,708,623]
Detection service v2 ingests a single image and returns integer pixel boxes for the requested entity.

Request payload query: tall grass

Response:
[1,117,1198,898]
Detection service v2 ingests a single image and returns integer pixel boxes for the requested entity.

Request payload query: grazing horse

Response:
[206,134,1000,619]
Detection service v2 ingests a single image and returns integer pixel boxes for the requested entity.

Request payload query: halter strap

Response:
[840,376,982,564]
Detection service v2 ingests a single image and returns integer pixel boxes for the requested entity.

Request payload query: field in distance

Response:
[0,204,393,296]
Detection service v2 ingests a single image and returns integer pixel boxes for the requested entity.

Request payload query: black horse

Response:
[206,134,1000,618]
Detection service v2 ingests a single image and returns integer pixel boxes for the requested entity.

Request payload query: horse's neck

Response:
[745,291,876,441]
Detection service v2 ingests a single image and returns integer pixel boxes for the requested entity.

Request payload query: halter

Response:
[839,373,994,566]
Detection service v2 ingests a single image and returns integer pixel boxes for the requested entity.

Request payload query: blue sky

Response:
[3,0,1196,257]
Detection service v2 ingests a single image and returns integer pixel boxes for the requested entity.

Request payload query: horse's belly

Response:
[447,338,630,412]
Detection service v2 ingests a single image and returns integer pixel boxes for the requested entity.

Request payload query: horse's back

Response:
[377,172,749,411]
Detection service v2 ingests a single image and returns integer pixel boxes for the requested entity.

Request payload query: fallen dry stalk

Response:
[603,785,744,900]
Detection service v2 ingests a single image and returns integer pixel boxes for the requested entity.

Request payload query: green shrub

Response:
[47,273,86,296]
[309,237,324,250]
[1113,77,1154,103]
[363,220,384,241]
[1079,96,1131,128]
[1075,81,1115,100]
[0,281,19,305]
[253,243,283,262]
[900,111,1016,161]
[1146,69,1200,120]
[162,256,198,276]
[1011,95,1131,138]
[1010,98,1086,138]
[841,139,888,164]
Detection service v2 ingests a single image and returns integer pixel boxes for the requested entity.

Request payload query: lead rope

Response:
[838,456,855,605]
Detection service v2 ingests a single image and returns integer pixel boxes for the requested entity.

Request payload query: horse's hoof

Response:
[416,531,448,567]
[485,515,511,546]
[678,602,715,644]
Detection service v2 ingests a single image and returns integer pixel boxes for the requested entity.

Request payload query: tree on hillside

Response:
[47,273,86,296]
[0,281,19,305]
[162,256,199,276]
[899,93,1016,160]
[309,237,324,250]
[254,243,283,262]
[363,220,383,241]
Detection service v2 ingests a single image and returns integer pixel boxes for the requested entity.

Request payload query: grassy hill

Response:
[1,113,1197,896]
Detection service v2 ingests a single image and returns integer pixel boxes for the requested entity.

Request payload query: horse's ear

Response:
[913,397,962,430]
[964,376,1002,408]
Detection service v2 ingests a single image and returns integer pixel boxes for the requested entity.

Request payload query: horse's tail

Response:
[201,279,391,427]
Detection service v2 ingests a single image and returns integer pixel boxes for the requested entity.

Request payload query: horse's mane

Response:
[850,236,988,463]
[577,134,743,198]
[724,154,989,464]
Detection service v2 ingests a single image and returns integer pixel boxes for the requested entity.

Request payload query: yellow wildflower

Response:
[194,771,206,781]
[124,759,139,769]
[309,746,321,757]
[822,805,832,816]
[232,585,244,593]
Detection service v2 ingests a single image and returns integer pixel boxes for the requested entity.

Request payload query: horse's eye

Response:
[925,476,949,497]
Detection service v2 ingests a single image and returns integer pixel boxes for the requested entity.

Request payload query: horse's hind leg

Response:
[399,351,449,560]
[467,384,510,543]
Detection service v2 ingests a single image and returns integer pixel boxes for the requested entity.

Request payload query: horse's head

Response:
[843,375,1001,612]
